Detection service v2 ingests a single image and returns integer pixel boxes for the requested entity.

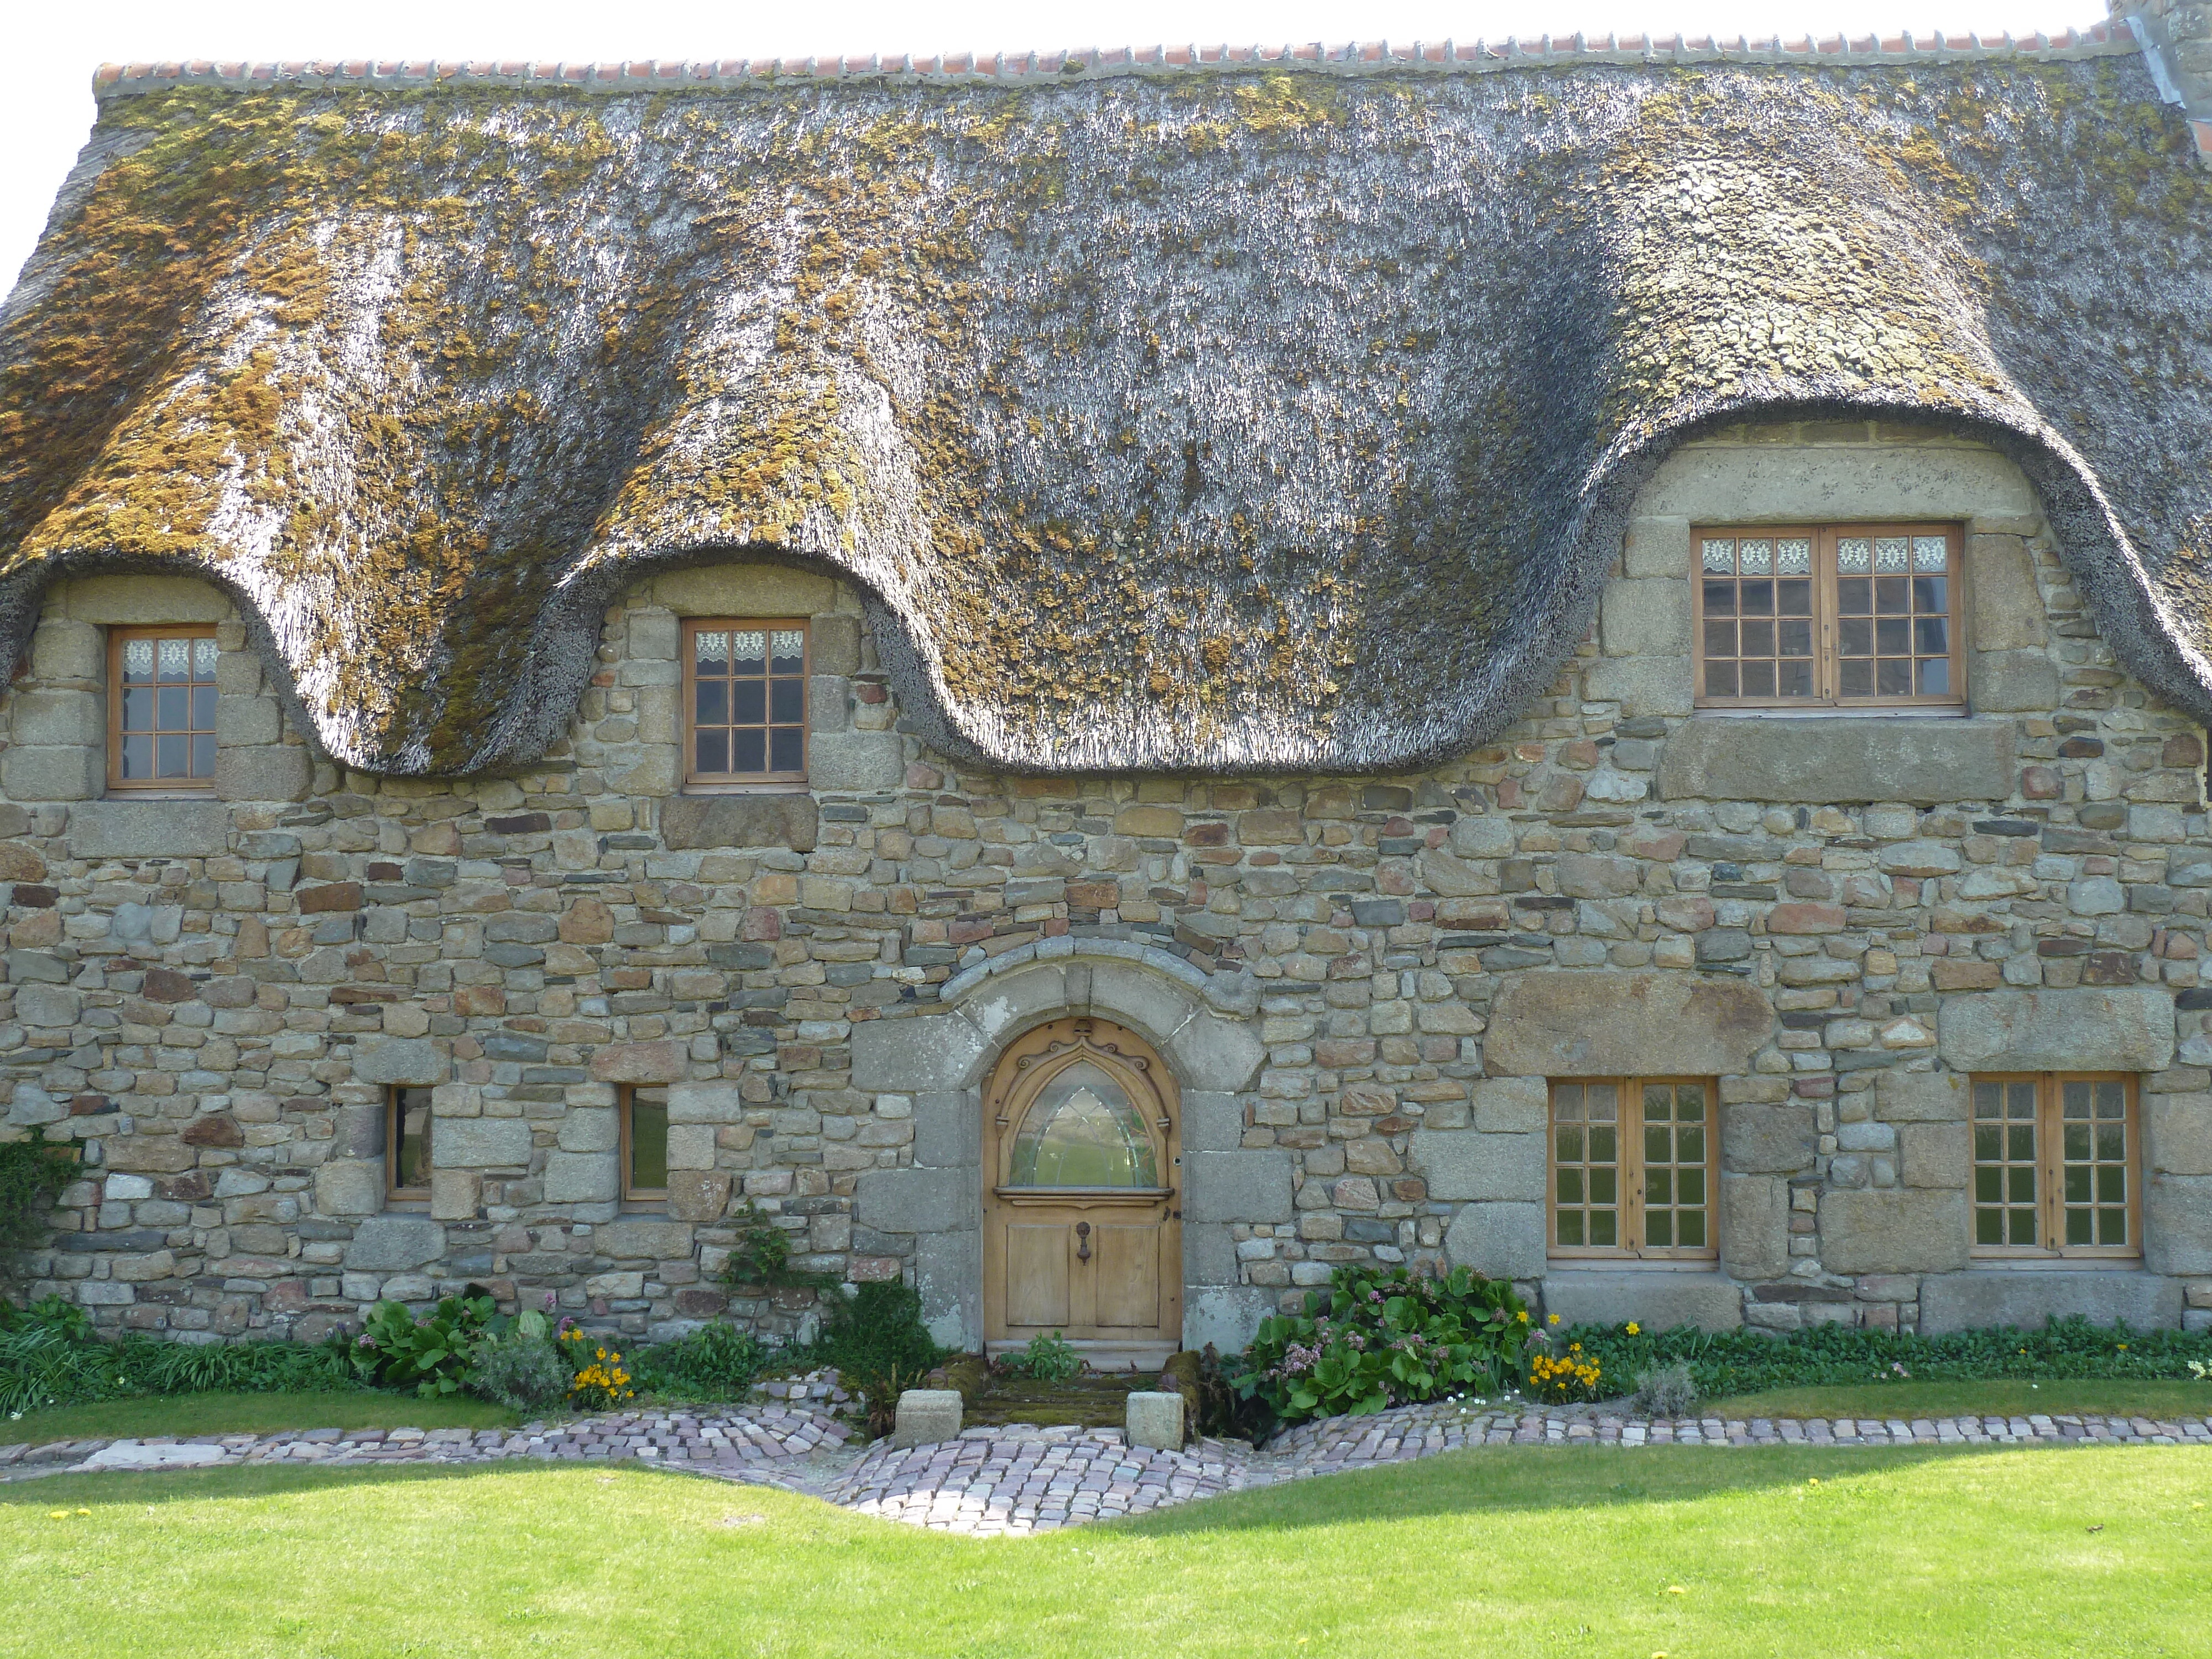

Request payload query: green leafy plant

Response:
[0,1129,78,1285]
[558,1325,635,1410]
[808,1281,945,1438]
[1003,1330,1082,1381]
[468,1310,568,1413]
[717,1202,837,1293]
[1237,1264,1532,1428]
[630,1321,769,1402]
[1629,1360,1700,1416]
[351,1292,497,1398]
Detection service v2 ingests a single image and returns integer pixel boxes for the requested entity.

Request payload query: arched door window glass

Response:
[1007,1060,1159,1188]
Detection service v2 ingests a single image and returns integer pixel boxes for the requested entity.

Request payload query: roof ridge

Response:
[91,25,2135,97]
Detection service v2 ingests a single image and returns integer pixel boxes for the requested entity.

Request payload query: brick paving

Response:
[6,1401,2208,1535]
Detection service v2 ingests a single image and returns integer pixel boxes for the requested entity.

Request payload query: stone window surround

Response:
[2,575,310,806]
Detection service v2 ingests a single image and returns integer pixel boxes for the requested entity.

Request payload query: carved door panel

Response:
[982,1018,1181,1360]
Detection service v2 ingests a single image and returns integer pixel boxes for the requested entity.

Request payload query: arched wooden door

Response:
[983,1018,1181,1365]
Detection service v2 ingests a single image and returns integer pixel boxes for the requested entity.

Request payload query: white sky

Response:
[3,0,2110,301]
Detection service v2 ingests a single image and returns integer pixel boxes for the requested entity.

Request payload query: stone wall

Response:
[4,423,2210,1345]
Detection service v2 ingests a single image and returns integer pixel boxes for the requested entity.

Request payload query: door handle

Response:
[1076,1220,1091,1264]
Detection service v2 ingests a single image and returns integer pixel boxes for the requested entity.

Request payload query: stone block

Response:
[1183,1091,1244,1153]
[28,616,100,678]
[353,1036,445,1086]
[666,1124,717,1170]
[1443,1202,1547,1280]
[431,1117,532,1168]
[651,564,836,617]
[2145,1093,2212,1176]
[1817,1188,1971,1274]
[602,1219,695,1260]
[1082,961,1203,1044]
[214,695,282,747]
[1470,1077,1549,1134]
[1966,535,2047,651]
[1582,655,1693,717]
[1486,972,1772,1077]
[1936,988,2174,1073]
[588,1040,688,1083]
[1899,1121,1969,1189]
[1876,1070,1969,1123]
[314,1159,383,1218]
[15,983,80,1027]
[1185,1221,1239,1287]
[66,797,229,857]
[807,675,851,734]
[543,1151,619,1203]
[810,613,864,676]
[892,1389,963,1448]
[954,963,1072,1042]
[1540,1270,1742,1332]
[852,1015,989,1093]
[2144,1176,2212,1276]
[667,1170,733,1223]
[557,1108,619,1152]
[1408,1128,1544,1202]
[659,794,818,852]
[666,1082,747,1123]
[1970,649,2059,713]
[1636,440,2037,525]
[431,1169,481,1221]
[1181,1150,1293,1223]
[1919,1271,2180,1333]
[916,1230,983,1349]
[807,730,904,792]
[1655,717,2014,805]
[12,689,101,746]
[854,1165,976,1235]
[912,1090,981,1167]
[101,1135,195,1173]
[1599,578,1692,657]
[343,1215,446,1271]
[1183,1286,1275,1352]
[1165,1013,1267,1092]
[1718,1173,1790,1279]
[64,573,229,622]
[215,744,312,802]
[1623,515,1691,577]
[1,746,100,801]
[1125,1391,1186,1450]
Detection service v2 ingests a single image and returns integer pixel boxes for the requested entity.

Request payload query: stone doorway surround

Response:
[849,941,1276,1353]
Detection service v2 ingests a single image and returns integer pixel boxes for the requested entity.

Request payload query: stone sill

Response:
[680,783,810,796]
[1689,706,1967,720]
[1963,1256,2147,1272]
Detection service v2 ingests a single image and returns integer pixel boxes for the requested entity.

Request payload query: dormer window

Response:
[683,619,808,787]
[1693,525,1963,710]
[108,627,218,791]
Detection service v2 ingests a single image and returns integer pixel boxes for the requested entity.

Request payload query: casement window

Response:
[683,619,807,787]
[1549,1079,1717,1260]
[1694,525,1963,709]
[387,1086,435,1201]
[1971,1074,2140,1258]
[621,1086,670,1204]
[108,627,220,791]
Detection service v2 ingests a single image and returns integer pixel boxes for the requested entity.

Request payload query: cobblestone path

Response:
[7,1401,2208,1535]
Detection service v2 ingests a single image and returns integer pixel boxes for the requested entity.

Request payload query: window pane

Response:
[695,731,728,774]
[394,1087,433,1190]
[191,734,216,778]
[122,638,155,682]
[191,685,217,729]
[1917,659,1949,696]
[1875,617,1910,655]
[157,734,187,775]
[770,727,804,773]
[1702,578,1736,615]
[732,728,766,773]
[1704,661,1739,697]
[1740,581,1774,617]
[1876,658,1912,696]
[1007,1061,1159,1187]
[158,686,187,728]
[1704,619,1736,657]
[695,679,728,725]
[769,629,806,673]
[1646,1211,1672,1247]
[770,678,804,724]
[1557,1211,1583,1246]
[1557,1167,1583,1204]
[1777,659,1813,697]
[1837,576,1871,611]
[733,679,766,723]
[629,1092,669,1192]
[1557,1126,1584,1162]
[1590,1209,1616,1246]
[121,734,154,779]
[1839,660,1872,697]
[1740,619,1774,656]
[1743,661,1775,697]
[123,688,154,731]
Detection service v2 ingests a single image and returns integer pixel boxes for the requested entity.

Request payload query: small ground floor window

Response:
[387,1086,433,1200]
[1550,1078,1717,1261]
[622,1086,670,1204]
[1971,1073,2139,1258]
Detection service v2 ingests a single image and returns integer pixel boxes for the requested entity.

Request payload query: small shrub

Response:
[1238,1264,1532,1427]
[1629,1360,1699,1416]
[811,1281,945,1437]
[1003,1330,1081,1381]
[0,1130,78,1286]
[1526,1337,1605,1404]
[631,1322,768,1402]
[352,1291,496,1398]
[717,1203,837,1294]
[468,1310,567,1413]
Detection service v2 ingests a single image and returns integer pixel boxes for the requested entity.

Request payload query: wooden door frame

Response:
[981,1016,1182,1359]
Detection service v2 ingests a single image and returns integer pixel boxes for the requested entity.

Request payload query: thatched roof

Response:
[2,37,2208,777]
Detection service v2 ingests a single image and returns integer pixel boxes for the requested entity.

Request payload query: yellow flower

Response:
[1547,1313,1560,1326]
[1517,1311,1530,1323]
[1626,1322,1641,1336]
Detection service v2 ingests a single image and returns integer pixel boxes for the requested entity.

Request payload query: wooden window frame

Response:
[1548,1077,1719,1263]
[106,624,222,794]
[1970,1072,2141,1261]
[1691,523,1965,712]
[619,1085,670,1207]
[680,617,809,792]
[386,1085,434,1203]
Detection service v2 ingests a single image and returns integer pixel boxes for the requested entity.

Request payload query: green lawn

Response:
[2,1391,515,1447]
[6,1444,2210,1657]
[1702,1379,2212,1422]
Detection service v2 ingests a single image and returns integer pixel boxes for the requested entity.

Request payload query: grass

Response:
[1701,1379,2212,1421]
[2,1391,514,1447]
[6,1444,2211,1656]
